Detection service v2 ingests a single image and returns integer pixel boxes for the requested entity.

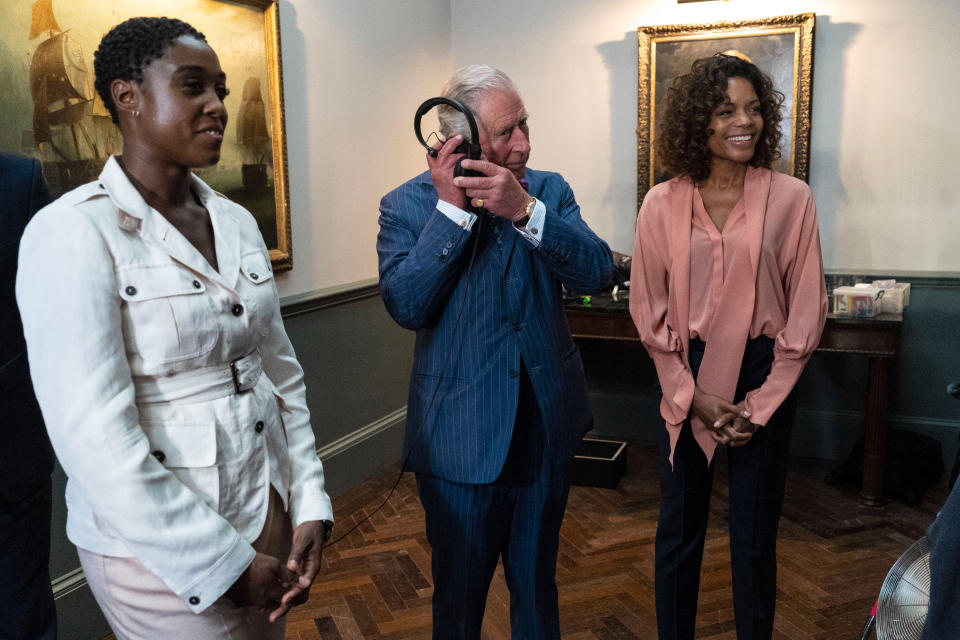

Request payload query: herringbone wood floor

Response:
[281,444,945,639]
[99,443,945,639]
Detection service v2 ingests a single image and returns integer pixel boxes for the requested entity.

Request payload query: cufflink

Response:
[321,520,333,543]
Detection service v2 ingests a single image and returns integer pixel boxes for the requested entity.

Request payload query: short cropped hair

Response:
[93,17,207,124]
[439,65,519,141]
[656,54,784,182]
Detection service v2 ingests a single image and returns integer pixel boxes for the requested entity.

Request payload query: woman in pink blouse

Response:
[630,54,827,640]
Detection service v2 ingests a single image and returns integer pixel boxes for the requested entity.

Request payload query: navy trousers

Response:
[655,337,796,640]
[921,477,960,639]
[416,369,570,639]
[0,478,57,640]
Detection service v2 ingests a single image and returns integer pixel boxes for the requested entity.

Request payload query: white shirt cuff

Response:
[436,199,477,230]
[512,198,546,246]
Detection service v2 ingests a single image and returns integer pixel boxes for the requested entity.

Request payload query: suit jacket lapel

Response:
[138,208,225,284]
[100,158,238,289]
[193,177,240,289]
[99,159,210,279]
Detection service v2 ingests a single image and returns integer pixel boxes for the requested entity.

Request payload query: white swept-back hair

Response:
[438,64,520,142]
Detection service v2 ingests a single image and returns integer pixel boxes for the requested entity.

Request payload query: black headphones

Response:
[414,97,482,164]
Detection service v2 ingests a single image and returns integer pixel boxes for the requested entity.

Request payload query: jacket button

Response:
[255,421,264,433]
[189,596,200,605]
[152,450,166,463]
[192,280,202,289]
[509,369,518,378]
[232,304,244,316]
[125,286,137,296]
[250,273,259,280]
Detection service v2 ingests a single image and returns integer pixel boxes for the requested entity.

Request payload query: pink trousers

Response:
[78,488,292,640]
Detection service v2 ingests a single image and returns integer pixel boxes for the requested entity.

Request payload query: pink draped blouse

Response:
[630,166,827,464]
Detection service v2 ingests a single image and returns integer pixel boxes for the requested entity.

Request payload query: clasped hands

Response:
[226,519,327,623]
[427,134,529,224]
[691,386,758,447]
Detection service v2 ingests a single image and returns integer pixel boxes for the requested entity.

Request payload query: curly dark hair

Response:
[656,54,784,182]
[93,17,207,124]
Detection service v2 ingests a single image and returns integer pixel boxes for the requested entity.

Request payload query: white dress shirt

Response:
[16,157,333,613]
[436,197,547,245]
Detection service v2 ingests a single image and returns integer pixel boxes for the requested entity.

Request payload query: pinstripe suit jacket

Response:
[377,169,614,484]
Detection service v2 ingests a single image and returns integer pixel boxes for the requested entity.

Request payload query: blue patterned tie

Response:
[488,212,502,248]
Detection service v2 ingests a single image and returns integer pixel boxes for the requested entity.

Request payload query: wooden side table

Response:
[565,294,902,507]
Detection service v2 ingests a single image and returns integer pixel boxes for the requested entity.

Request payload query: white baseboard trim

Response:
[51,567,86,600]
[316,407,406,461]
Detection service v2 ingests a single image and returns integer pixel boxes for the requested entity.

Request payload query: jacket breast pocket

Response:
[238,250,275,336]
[141,421,220,513]
[118,264,219,363]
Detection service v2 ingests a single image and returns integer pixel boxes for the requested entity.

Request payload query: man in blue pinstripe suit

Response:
[377,65,614,638]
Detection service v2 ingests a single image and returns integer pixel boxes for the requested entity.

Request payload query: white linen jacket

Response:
[15,157,333,613]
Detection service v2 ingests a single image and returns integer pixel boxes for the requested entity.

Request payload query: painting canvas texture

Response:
[652,32,796,183]
[1,0,281,251]
[638,14,814,205]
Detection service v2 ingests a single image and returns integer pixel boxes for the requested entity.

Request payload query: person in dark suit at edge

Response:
[920,382,960,640]
[0,151,56,640]
[377,65,614,638]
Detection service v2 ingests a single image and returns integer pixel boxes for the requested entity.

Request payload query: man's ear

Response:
[111,78,139,117]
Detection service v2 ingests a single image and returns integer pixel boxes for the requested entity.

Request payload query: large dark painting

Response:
[1,0,293,270]
[637,13,815,205]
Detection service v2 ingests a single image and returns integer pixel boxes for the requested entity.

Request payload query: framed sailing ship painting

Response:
[1,0,293,271]
[637,13,815,206]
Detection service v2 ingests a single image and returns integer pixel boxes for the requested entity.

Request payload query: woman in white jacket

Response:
[16,17,332,639]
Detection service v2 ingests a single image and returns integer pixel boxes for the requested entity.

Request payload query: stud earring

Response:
[133,110,140,117]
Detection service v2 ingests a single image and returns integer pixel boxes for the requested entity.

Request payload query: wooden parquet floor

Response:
[100,444,945,639]
[282,444,946,640]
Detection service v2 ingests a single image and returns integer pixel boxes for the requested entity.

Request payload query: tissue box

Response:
[871,281,910,313]
[833,286,880,317]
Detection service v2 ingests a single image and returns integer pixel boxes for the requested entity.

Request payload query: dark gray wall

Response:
[48,281,414,639]
[585,272,960,471]
[280,281,413,495]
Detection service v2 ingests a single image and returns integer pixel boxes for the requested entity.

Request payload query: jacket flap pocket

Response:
[141,422,216,467]
[118,265,206,302]
[239,251,274,285]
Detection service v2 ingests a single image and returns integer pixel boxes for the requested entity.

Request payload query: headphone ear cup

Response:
[414,97,481,160]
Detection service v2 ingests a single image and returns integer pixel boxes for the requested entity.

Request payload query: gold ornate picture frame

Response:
[637,13,815,205]
[2,0,293,271]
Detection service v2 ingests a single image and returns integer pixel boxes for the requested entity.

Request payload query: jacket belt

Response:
[133,351,263,405]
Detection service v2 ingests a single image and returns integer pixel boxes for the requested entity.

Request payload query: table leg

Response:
[860,356,889,507]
